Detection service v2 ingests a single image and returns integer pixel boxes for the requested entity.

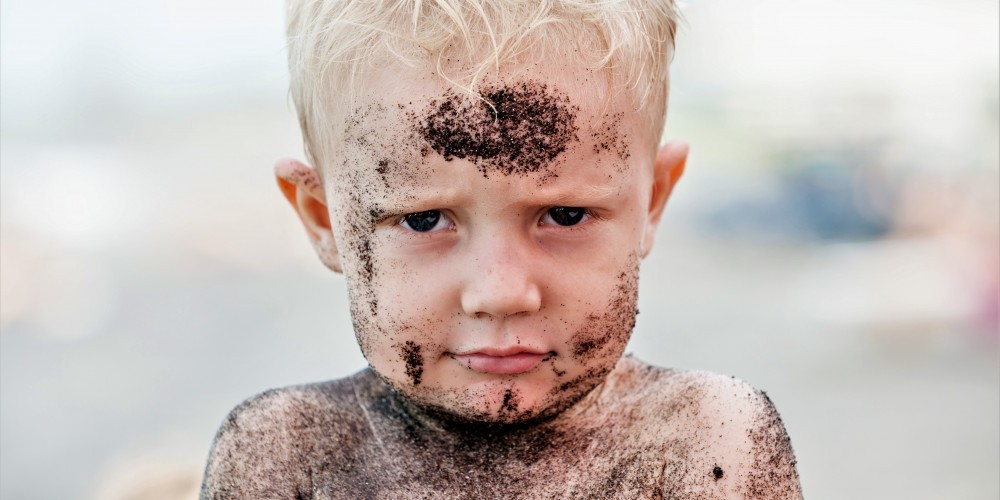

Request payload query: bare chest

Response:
[306,418,673,499]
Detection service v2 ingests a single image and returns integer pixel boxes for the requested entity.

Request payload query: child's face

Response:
[285,63,684,424]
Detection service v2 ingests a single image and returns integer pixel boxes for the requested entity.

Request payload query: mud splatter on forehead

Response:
[590,111,631,163]
[342,102,427,190]
[412,81,579,177]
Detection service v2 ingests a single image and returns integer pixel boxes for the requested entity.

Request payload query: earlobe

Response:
[641,141,688,258]
[274,158,343,273]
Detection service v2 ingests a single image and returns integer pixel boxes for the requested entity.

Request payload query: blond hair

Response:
[286,0,680,169]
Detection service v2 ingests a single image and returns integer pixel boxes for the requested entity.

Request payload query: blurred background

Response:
[1,0,997,498]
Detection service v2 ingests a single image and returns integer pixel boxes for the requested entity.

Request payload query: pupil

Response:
[549,207,584,226]
[404,210,440,232]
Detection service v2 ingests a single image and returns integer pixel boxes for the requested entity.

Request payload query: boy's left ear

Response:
[641,141,688,258]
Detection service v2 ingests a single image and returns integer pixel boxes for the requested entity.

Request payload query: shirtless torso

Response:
[200,356,802,499]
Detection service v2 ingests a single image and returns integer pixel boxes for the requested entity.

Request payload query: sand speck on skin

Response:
[401,341,424,386]
[200,359,802,498]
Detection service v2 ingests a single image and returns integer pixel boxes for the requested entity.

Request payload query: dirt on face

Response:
[330,85,639,427]
[498,388,521,415]
[590,111,631,162]
[401,340,424,385]
[246,79,803,498]
[337,105,409,358]
[568,255,640,364]
[413,81,579,177]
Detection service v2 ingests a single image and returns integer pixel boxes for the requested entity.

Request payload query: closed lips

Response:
[452,349,550,374]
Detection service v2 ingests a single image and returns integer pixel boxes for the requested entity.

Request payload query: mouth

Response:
[450,348,554,375]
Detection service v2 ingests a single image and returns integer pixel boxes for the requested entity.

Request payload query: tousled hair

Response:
[286,0,680,169]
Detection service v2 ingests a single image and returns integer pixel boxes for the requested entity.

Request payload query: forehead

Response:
[328,63,650,189]
[418,80,580,176]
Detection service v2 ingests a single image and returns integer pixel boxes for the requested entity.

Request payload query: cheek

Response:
[329,184,391,363]
[348,245,454,385]
[547,254,639,394]
[568,257,639,362]
[369,251,454,345]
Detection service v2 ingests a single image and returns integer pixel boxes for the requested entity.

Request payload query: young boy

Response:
[201,1,802,498]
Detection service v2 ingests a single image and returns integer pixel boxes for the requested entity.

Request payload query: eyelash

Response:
[539,207,597,227]
[393,207,601,234]
[397,210,454,233]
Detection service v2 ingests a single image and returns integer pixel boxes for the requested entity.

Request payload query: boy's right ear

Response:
[274,158,342,273]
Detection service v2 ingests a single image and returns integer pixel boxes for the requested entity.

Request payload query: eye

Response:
[401,210,450,232]
[543,207,588,226]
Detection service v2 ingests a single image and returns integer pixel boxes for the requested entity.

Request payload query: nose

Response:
[460,237,542,319]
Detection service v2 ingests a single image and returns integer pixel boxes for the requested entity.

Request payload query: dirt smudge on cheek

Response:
[511,255,641,422]
[338,103,422,357]
[570,314,604,358]
[330,157,387,357]
[400,341,424,385]
[569,256,640,363]
[336,199,376,351]
[411,81,579,177]
[344,194,380,281]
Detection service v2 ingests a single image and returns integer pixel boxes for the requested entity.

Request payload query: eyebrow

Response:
[527,181,625,207]
[376,175,629,214]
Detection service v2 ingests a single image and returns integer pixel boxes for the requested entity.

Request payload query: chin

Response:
[403,377,599,428]
[374,356,612,427]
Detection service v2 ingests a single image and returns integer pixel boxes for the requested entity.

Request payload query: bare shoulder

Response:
[609,357,803,499]
[199,373,370,499]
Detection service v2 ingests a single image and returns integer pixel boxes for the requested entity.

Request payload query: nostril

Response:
[462,284,543,319]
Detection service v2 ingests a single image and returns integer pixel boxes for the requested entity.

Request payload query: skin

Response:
[200,62,803,498]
